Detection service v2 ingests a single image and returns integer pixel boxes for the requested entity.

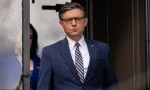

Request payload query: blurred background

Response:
[30,0,70,57]
[0,0,22,59]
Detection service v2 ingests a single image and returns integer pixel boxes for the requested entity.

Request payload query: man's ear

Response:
[84,18,88,27]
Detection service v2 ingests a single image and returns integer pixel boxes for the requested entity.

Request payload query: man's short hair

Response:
[59,2,86,20]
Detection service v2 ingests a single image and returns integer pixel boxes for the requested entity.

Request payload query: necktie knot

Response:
[75,42,80,48]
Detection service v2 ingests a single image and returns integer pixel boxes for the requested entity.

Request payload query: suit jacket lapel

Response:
[59,38,81,83]
[84,39,97,84]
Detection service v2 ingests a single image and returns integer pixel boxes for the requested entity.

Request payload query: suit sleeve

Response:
[37,47,53,90]
[103,45,119,90]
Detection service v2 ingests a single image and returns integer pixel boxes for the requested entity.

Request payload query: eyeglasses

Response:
[61,17,85,24]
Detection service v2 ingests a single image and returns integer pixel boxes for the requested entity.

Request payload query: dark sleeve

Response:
[37,47,53,90]
[103,45,119,90]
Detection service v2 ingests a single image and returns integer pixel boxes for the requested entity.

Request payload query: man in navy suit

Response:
[37,2,118,90]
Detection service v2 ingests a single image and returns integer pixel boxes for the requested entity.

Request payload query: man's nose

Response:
[71,19,77,25]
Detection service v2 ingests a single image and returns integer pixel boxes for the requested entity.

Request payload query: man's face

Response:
[59,8,88,37]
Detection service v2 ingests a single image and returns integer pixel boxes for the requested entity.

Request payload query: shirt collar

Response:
[67,36,86,51]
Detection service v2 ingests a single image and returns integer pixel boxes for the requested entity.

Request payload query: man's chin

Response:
[67,32,83,37]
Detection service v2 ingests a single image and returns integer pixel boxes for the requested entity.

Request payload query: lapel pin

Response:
[36,66,40,69]
[91,45,94,46]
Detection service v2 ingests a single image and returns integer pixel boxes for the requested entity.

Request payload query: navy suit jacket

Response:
[37,38,118,90]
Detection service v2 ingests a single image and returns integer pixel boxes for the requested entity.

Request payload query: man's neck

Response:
[68,34,83,42]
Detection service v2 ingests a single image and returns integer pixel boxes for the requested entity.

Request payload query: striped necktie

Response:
[75,42,84,83]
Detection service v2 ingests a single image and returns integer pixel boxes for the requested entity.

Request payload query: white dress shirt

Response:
[67,36,90,78]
